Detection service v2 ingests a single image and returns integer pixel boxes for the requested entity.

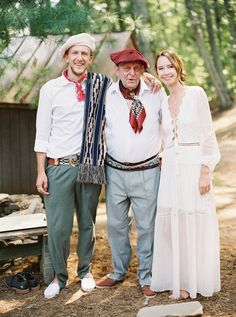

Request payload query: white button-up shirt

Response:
[106,79,166,163]
[34,75,85,158]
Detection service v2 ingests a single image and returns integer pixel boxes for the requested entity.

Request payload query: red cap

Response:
[110,49,149,69]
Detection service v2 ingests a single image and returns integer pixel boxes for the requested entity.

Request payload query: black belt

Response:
[105,153,160,171]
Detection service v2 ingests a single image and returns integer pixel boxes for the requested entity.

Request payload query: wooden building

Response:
[0,32,137,194]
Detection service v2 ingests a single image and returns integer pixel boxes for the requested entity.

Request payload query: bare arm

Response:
[36,152,49,195]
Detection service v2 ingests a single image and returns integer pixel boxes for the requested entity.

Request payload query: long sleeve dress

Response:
[150,86,221,299]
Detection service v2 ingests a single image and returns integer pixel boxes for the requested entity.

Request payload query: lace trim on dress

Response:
[157,206,212,216]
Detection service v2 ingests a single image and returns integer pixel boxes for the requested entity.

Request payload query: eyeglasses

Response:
[119,66,143,74]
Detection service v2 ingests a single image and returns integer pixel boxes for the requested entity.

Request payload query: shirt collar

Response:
[110,78,150,96]
[58,73,88,87]
[58,74,72,86]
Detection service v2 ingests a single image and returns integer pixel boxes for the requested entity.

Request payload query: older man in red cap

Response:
[96,49,166,297]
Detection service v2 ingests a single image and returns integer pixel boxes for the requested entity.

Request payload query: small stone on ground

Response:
[137,301,203,317]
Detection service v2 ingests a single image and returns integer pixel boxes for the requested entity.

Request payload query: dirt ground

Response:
[0,108,236,317]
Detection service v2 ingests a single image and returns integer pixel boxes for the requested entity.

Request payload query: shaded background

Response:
[0,0,235,194]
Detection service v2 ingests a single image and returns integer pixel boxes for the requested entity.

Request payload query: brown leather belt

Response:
[47,155,79,167]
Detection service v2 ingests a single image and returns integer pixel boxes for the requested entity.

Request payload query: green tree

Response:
[185,0,233,110]
[130,0,155,70]
[0,0,235,110]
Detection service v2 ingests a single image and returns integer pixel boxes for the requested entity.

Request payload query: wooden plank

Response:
[0,107,38,194]
[0,109,3,191]
[19,109,31,193]
[0,242,43,261]
[28,109,37,194]
[10,108,21,193]
[0,227,47,240]
[0,109,12,192]
[0,213,47,233]
[40,235,54,284]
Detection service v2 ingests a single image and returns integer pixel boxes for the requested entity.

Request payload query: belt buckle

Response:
[69,157,77,167]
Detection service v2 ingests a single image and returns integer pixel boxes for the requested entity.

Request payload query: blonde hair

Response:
[155,50,187,84]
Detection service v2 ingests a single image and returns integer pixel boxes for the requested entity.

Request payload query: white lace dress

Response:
[150,86,221,299]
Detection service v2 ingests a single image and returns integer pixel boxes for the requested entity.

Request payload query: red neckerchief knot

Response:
[63,70,87,102]
[119,80,146,133]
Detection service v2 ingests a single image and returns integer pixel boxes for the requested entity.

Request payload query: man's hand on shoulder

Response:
[142,72,162,93]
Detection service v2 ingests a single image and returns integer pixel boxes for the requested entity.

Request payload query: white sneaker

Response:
[44,282,60,299]
[81,273,95,292]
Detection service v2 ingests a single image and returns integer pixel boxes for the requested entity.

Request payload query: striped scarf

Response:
[77,72,111,184]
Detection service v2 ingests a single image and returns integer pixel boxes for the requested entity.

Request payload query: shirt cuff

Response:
[34,140,48,153]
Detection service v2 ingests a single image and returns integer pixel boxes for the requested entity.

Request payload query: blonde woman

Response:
[150,50,221,299]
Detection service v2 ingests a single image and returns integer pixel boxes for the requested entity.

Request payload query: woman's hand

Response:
[199,165,211,195]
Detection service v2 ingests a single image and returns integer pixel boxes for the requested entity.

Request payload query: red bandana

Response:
[63,70,87,102]
[119,81,146,133]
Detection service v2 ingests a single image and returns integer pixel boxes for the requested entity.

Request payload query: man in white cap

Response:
[34,33,111,299]
[96,49,166,297]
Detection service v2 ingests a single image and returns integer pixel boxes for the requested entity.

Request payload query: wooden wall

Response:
[0,106,37,194]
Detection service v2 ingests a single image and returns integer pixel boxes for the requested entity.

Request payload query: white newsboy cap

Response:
[59,33,96,58]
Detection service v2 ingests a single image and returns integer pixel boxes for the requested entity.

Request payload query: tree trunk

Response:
[203,1,230,90]
[223,0,236,46]
[185,0,233,110]
[223,0,236,72]
[130,0,155,71]
[213,0,222,46]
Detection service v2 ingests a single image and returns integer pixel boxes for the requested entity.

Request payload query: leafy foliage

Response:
[0,0,235,109]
